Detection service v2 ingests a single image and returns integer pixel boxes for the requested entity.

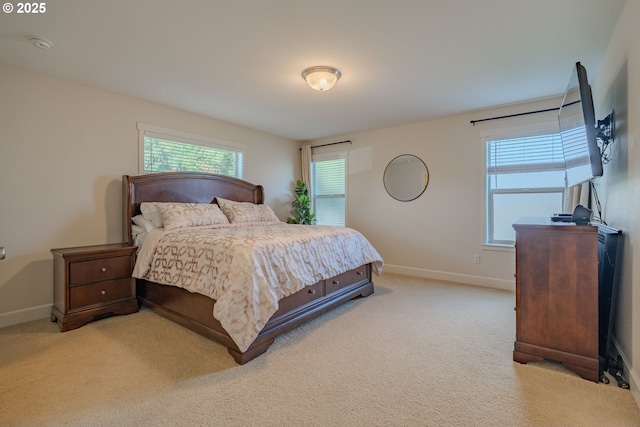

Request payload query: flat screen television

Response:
[558,62,603,187]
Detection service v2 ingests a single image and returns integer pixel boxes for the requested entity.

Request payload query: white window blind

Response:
[486,133,565,245]
[312,152,346,227]
[138,123,243,178]
[487,134,565,175]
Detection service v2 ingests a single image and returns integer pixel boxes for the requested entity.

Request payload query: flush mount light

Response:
[302,66,341,91]
[30,37,53,50]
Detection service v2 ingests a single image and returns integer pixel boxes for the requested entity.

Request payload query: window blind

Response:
[560,126,590,166]
[137,123,244,178]
[487,134,565,174]
[312,153,346,227]
[143,136,243,177]
[485,132,565,245]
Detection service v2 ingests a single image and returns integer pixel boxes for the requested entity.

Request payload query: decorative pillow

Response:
[140,202,164,227]
[216,198,280,224]
[132,214,158,233]
[131,224,145,236]
[154,202,229,230]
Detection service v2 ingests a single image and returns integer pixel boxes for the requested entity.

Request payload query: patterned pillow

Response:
[216,198,280,224]
[154,202,229,230]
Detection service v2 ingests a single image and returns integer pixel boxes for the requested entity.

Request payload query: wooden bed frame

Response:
[123,172,375,364]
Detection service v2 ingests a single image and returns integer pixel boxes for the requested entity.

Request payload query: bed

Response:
[123,172,383,364]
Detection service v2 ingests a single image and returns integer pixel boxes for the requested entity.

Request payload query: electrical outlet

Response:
[473,254,480,264]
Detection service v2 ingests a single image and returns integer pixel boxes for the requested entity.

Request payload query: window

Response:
[138,123,243,178]
[312,152,346,226]
[486,133,565,245]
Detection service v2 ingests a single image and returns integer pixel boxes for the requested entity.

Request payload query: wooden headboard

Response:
[122,172,265,245]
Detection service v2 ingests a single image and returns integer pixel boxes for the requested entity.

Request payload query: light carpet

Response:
[0,273,638,426]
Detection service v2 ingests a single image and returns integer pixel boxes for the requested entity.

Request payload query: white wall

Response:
[308,0,640,404]
[592,0,640,406]
[310,97,562,291]
[0,64,298,326]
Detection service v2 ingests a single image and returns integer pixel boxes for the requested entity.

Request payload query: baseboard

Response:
[383,264,515,292]
[0,304,52,329]
[612,337,640,409]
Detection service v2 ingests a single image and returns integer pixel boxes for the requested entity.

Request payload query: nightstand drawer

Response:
[69,256,133,286]
[69,278,134,310]
[52,244,138,331]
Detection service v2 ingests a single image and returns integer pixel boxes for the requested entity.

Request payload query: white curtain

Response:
[301,144,312,188]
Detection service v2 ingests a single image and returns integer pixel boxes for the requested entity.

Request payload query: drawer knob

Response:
[333,280,339,285]
[357,271,363,276]
[101,267,107,272]
[308,289,316,295]
[101,290,106,295]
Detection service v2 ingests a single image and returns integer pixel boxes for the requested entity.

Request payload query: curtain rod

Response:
[470,107,559,125]
[300,140,352,150]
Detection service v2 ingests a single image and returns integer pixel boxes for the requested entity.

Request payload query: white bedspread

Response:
[133,223,383,352]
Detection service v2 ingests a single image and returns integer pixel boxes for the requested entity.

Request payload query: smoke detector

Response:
[30,37,52,50]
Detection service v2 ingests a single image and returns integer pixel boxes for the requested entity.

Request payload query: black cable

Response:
[590,181,606,225]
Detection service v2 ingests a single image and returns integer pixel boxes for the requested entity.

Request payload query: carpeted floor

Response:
[1,273,638,426]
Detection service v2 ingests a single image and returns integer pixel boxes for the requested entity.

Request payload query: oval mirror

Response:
[383,154,429,202]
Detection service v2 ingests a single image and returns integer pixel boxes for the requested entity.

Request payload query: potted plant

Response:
[286,179,316,224]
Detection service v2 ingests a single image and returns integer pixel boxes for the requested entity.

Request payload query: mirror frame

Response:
[383,154,429,202]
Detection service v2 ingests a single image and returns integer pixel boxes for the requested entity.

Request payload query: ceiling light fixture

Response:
[302,66,341,92]
[30,37,52,50]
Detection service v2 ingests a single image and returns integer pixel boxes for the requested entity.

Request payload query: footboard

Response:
[137,264,374,364]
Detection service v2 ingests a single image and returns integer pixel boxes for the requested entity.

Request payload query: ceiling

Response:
[0,0,626,141]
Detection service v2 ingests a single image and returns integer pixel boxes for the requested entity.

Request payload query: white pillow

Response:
[154,202,230,230]
[216,198,280,224]
[131,224,145,235]
[140,202,164,227]
[132,214,158,233]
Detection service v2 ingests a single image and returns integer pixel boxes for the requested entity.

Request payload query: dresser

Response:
[51,243,138,331]
[512,218,599,382]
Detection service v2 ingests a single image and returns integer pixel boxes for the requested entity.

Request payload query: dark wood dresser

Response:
[512,218,599,382]
[51,243,138,331]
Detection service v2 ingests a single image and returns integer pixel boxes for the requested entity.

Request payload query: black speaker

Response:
[572,204,593,225]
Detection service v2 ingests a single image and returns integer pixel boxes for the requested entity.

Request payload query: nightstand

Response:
[51,243,138,331]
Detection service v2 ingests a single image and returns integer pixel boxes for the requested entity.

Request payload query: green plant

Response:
[286,179,316,225]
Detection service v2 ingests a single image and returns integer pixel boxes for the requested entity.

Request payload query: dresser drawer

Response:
[326,266,369,294]
[69,256,133,286]
[69,278,134,310]
[275,280,325,315]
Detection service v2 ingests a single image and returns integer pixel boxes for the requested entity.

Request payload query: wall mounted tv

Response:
[558,62,603,188]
